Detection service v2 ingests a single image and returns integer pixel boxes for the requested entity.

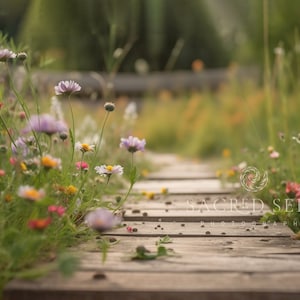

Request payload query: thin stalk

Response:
[263,0,274,146]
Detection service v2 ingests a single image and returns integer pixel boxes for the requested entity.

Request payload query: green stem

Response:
[263,0,274,146]
[68,95,75,162]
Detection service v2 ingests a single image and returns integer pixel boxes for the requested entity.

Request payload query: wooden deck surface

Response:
[4,153,300,300]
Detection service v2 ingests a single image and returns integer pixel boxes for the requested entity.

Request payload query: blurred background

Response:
[1,0,300,71]
[1,0,300,159]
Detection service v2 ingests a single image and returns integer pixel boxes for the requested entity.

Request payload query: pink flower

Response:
[0,48,16,62]
[55,80,81,95]
[48,205,66,216]
[286,182,300,198]
[0,169,5,176]
[270,151,280,159]
[120,136,146,153]
[75,161,89,170]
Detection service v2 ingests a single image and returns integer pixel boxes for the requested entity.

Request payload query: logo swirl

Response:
[240,166,268,192]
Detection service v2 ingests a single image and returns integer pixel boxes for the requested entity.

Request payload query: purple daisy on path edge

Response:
[22,114,68,135]
[120,136,146,153]
[54,80,81,95]
[84,208,122,232]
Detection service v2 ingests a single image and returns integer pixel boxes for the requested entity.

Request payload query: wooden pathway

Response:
[4,153,300,300]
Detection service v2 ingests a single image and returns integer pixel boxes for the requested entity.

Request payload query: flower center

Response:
[25,189,40,200]
[81,143,90,152]
[106,165,113,172]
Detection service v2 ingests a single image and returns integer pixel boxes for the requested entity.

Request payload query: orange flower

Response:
[191,59,204,72]
[28,217,52,230]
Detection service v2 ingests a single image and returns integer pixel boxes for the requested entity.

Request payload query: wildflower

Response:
[75,142,95,153]
[127,226,133,233]
[161,187,168,195]
[191,59,204,72]
[50,96,64,121]
[22,114,68,135]
[85,208,122,232]
[145,191,155,200]
[0,169,5,176]
[124,102,138,121]
[54,80,81,95]
[226,169,236,177]
[267,146,274,153]
[17,52,27,61]
[222,148,231,158]
[11,137,30,157]
[65,185,78,195]
[20,161,27,172]
[41,155,62,170]
[0,48,16,62]
[28,217,51,230]
[17,185,45,201]
[48,205,66,216]
[59,132,68,141]
[270,151,280,159]
[95,165,123,176]
[4,194,12,202]
[75,161,89,171]
[286,182,300,198]
[104,102,115,112]
[120,136,146,153]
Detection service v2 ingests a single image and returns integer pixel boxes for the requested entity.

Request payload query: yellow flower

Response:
[41,155,61,169]
[161,187,168,195]
[65,185,78,195]
[226,169,236,177]
[146,192,155,200]
[216,170,223,177]
[222,148,231,158]
[20,162,27,171]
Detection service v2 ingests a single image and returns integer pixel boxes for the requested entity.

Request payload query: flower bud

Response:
[104,102,115,112]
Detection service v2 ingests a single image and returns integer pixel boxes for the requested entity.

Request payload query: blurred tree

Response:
[17,0,229,71]
[2,0,299,71]
[0,0,28,37]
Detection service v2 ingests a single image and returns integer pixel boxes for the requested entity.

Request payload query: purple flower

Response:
[22,114,68,135]
[0,48,17,62]
[11,137,30,157]
[54,80,81,95]
[120,136,146,153]
[84,208,122,232]
[95,164,124,176]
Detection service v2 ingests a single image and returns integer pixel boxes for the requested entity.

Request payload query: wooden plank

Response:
[4,271,300,300]
[104,221,292,237]
[145,163,217,180]
[123,209,264,222]
[79,236,299,256]
[132,179,236,194]
[124,195,269,212]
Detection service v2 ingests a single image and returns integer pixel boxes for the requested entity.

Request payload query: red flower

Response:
[28,217,52,230]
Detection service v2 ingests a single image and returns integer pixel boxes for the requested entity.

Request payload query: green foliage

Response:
[0,37,148,292]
